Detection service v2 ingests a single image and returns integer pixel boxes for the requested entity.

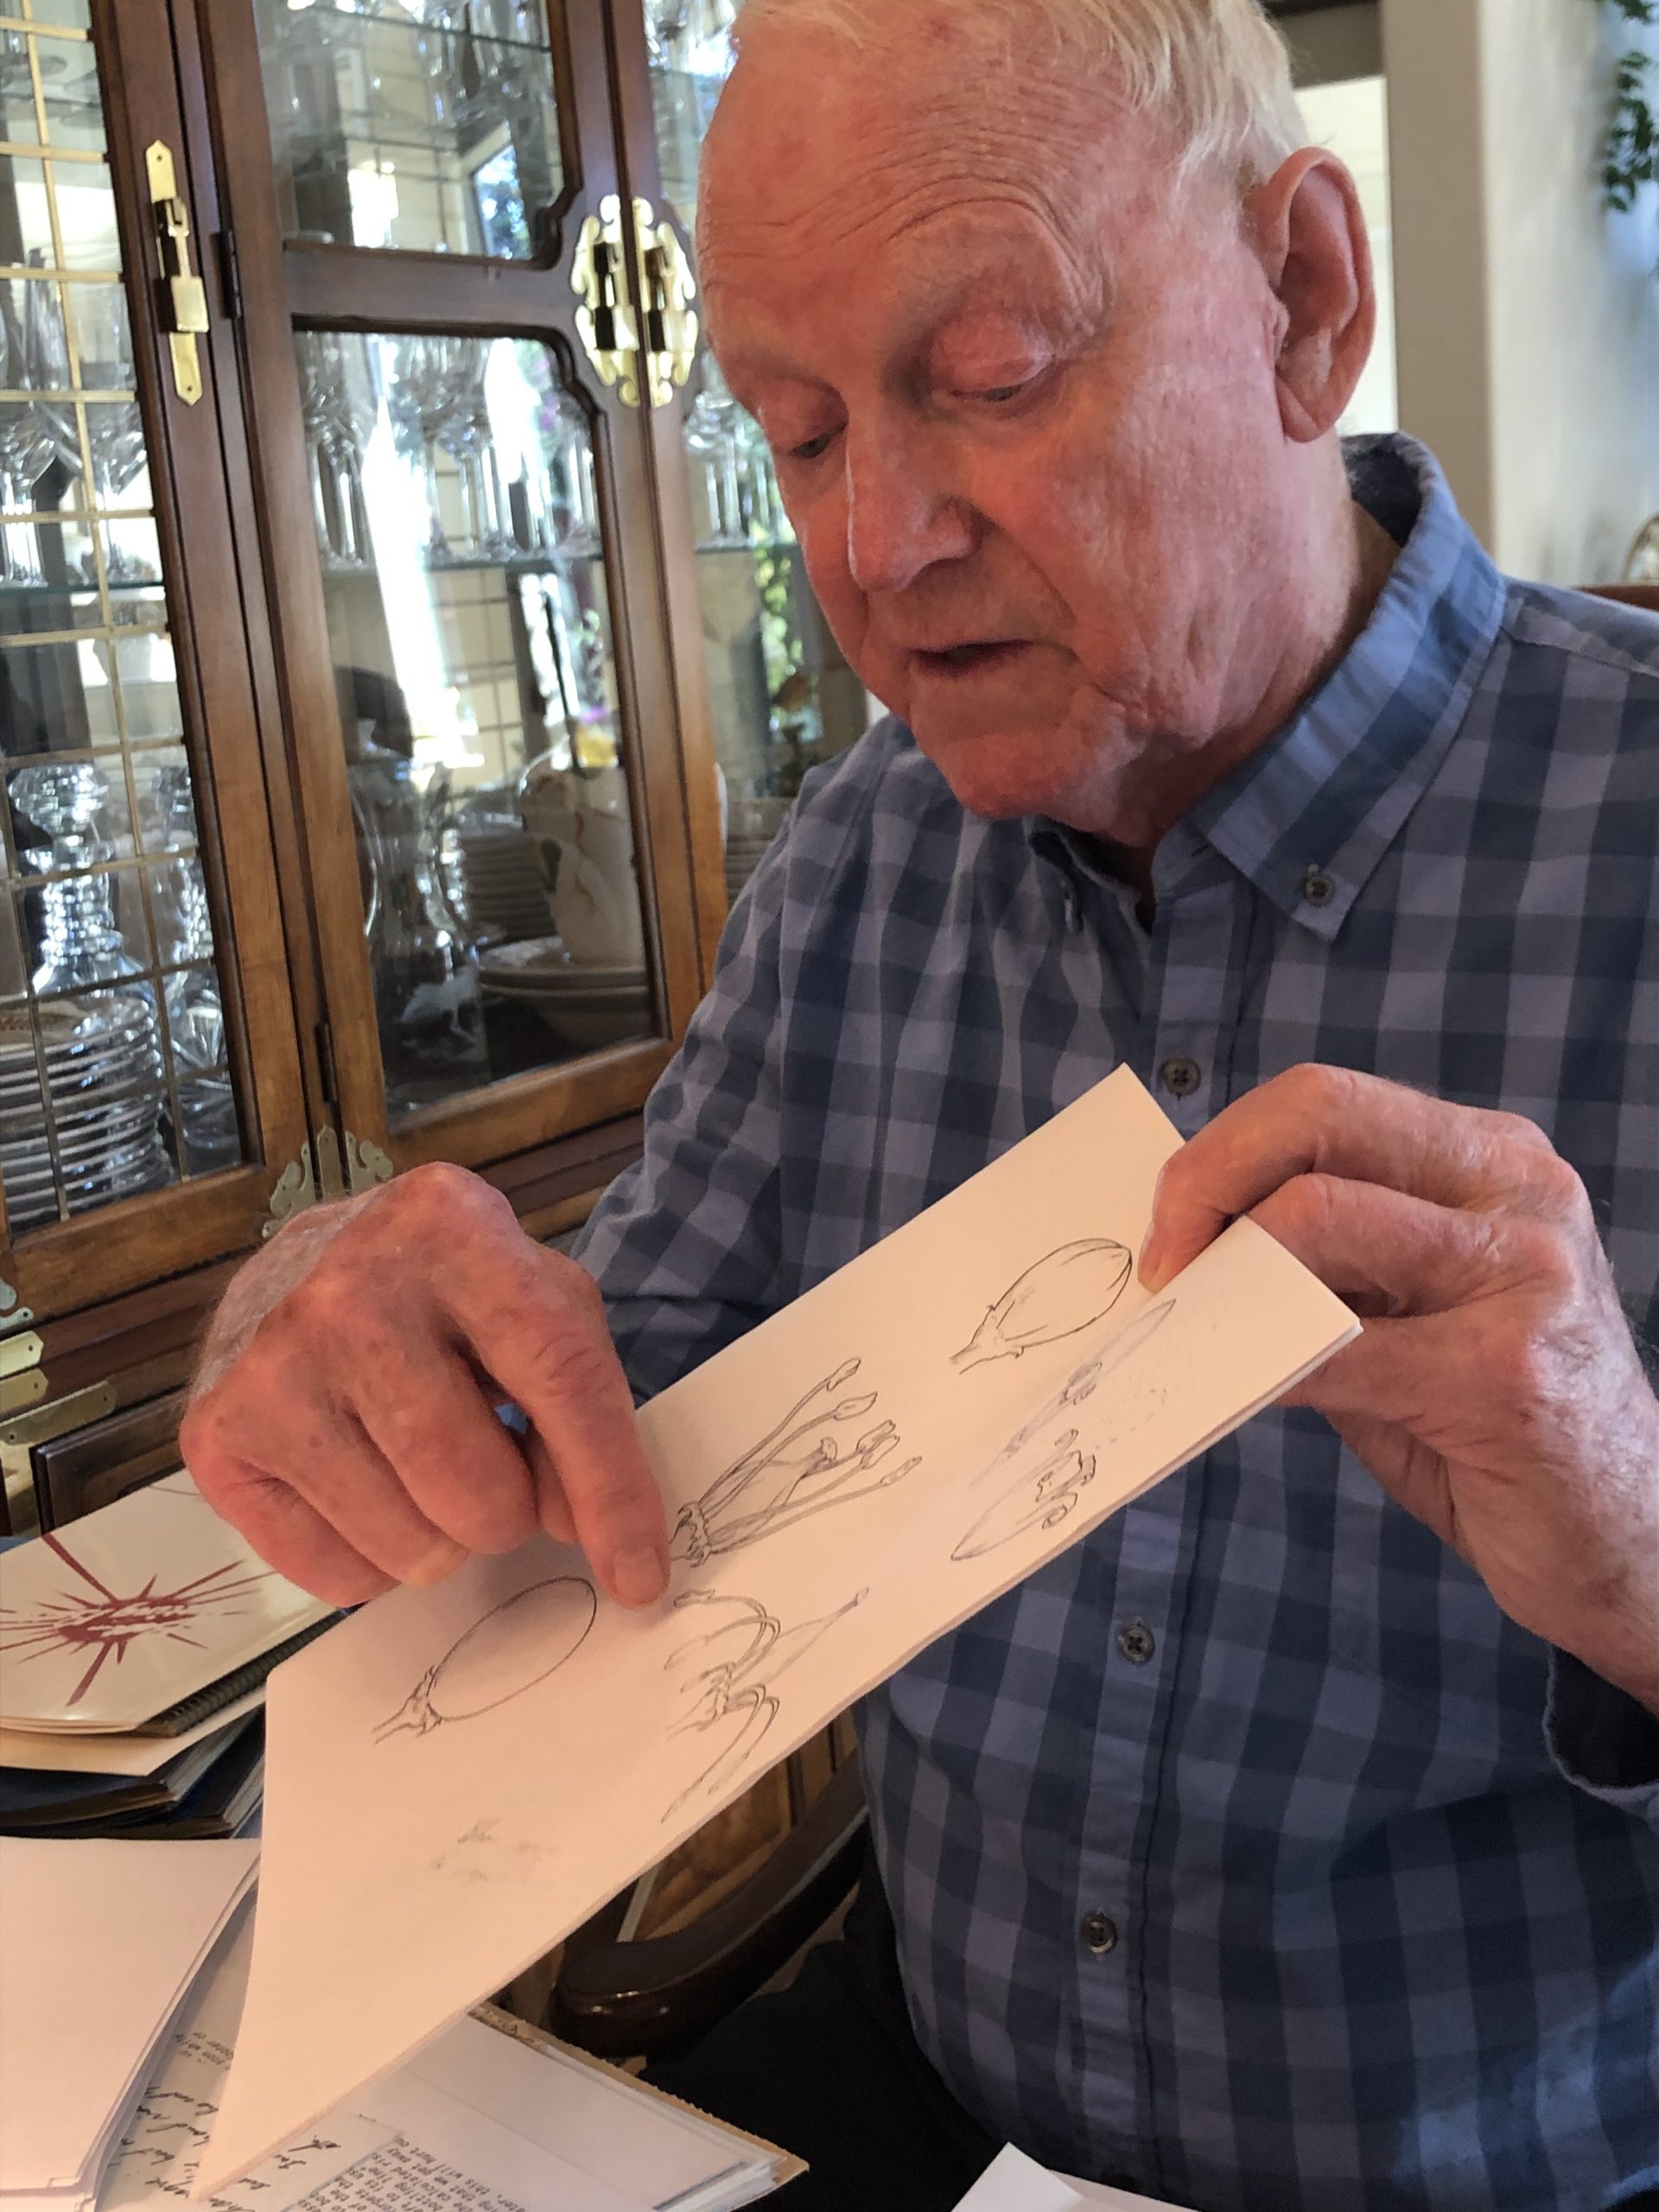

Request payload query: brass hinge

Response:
[572,194,698,410]
[145,139,209,405]
[264,1128,395,1238]
[0,1277,44,1416]
[0,1379,118,1451]
[0,1329,43,1382]
[1,1376,118,1535]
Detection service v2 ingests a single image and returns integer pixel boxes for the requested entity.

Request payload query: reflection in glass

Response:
[254,0,563,259]
[296,329,656,1120]
[641,0,873,902]
[0,9,246,1236]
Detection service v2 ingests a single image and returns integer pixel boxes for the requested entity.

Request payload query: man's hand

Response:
[1141,1066,1659,1715]
[181,1164,669,1611]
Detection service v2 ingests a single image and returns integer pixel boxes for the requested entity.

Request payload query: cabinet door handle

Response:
[144,139,208,405]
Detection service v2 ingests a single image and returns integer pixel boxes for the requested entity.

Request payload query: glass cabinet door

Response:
[632,0,875,907]
[289,325,652,1122]
[0,0,308,1313]
[255,0,563,258]
[203,0,709,1172]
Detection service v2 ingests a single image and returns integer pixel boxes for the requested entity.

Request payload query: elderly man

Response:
[184,1,1658,2205]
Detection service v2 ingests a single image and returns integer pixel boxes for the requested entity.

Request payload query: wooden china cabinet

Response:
[0,0,870,1529]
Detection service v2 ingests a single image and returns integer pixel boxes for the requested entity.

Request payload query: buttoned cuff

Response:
[1545,1649,1659,1820]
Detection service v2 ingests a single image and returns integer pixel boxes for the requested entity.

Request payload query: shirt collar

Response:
[1029,435,1510,939]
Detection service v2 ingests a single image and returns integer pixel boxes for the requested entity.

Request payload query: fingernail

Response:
[612,1545,668,1608]
[406,1540,467,1587]
[1138,1231,1166,1290]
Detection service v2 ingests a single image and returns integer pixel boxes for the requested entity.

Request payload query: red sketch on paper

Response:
[0,1531,275,1704]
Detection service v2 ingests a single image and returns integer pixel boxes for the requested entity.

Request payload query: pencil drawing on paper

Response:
[951,1239,1134,1370]
[953,1431,1099,1560]
[662,1586,868,1817]
[0,1533,277,1705]
[669,1360,918,1567]
[374,1576,597,1741]
[952,1299,1178,1560]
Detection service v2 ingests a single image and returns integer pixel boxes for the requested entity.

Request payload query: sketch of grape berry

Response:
[951,1239,1134,1371]
[374,1577,597,1742]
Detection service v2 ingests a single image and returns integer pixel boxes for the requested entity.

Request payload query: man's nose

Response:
[842,427,976,595]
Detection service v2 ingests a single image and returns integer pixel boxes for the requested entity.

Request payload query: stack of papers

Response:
[0,1476,335,1840]
[0,1717,263,1837]
[101,1904,799,2211]
[0,1838,257,2210]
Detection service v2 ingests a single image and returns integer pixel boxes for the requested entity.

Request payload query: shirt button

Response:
[1080,1911,1120,1956]
[1302,866,1337,907]
[1158,1055,1202,1099]
[1116,1619,1155,1664]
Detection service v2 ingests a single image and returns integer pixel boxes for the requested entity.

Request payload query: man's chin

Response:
[908,714,1131,827]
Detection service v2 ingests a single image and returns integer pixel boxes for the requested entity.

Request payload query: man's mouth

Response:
[912,641,1027,678]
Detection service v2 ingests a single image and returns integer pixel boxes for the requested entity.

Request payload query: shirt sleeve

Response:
[1545,1649,1659,1826]
[569,827,794,1405]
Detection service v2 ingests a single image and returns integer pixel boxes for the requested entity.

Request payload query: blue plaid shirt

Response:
[575,438,1659,2211]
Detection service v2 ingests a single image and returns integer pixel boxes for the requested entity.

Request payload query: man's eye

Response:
[789,429,838,462]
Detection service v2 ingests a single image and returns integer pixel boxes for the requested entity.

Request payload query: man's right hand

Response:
[180,1164,670,1611]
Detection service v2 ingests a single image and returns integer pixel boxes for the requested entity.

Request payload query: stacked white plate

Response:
[476,936,652,1052]
[0,999,172,1234]
[455,822,556,944]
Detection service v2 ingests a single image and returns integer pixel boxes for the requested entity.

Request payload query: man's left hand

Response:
[1141,1065,1659,1716]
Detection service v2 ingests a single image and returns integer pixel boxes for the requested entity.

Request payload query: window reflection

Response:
[296,330,656,1121]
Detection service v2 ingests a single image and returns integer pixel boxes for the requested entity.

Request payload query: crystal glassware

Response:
[390,336,458,563]
[8,760,137,993]
[298,332,378,568]
[349,744,488,1110]
[0,286,56,585]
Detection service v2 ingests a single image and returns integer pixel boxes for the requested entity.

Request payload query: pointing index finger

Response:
[442,1246,669,1609]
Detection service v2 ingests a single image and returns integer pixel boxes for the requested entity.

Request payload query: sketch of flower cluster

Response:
[660,1586,868,1819]
[953,1297,1177,1561]
[668,1357,919,1567]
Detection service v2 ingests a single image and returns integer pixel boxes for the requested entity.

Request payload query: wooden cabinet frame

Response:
[2,0,313,1319]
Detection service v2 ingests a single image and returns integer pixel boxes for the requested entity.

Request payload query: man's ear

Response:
[1246,148,1376,442]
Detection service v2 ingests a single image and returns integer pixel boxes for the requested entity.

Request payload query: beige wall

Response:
[1381,0,1659,585]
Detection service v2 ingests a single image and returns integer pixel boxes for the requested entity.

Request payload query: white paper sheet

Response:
[0,1696,265,1779]
[106,1902,772,2212]
[954,2146,1198,2211]
[199,1069,1359,2192]
[397,2018,766,2208]
[0,1839,258,2196]
[0,1477,328,1732]
[953,2145,1087,2210]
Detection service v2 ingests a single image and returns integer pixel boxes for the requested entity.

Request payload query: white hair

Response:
[732,0,1307,188]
